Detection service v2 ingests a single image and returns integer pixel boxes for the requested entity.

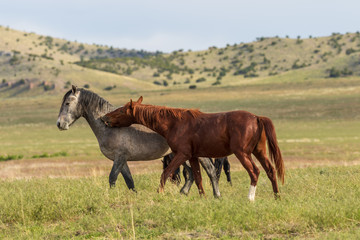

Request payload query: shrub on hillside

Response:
[328,67,353,78]
[345,48,357,55]
[292,60,307,69]
[296,36,303,44]
[196,77,206,83]
[64,81,71,89]
[104,85,116,91]
[234,62,257,75]
[153,81,162,86]
[9,55,20,65]
[244,72,259,78]
[212,80,221,86]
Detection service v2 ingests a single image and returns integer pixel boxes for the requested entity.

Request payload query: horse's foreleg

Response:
[180,162,194,195]
[120,162,136,192]
[189,157,205,196]
[109,155,126,188]
[199,157,221,198]
[158,153,187,193]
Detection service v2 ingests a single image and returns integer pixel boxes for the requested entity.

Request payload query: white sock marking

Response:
[248,185,257,201]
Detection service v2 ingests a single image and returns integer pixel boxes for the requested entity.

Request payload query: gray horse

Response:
[56,86,221,197]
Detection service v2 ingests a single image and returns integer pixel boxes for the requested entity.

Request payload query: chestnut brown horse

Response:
[101,96,285,201]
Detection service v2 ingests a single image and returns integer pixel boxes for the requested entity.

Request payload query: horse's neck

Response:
[82,101,113,137]
[134,107,173,138]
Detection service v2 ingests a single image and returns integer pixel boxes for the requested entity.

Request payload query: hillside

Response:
[77,33,360,87]
[0,26,160,97]
[1,26,360,97]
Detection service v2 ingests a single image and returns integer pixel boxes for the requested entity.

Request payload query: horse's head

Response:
[101,96,143,127]
[57,85,82,130]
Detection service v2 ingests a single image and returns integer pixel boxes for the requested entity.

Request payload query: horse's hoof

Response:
[109,183,116,188]
[213,194,221,199]
[180,189,189,195]
[157,187,164,194]
[199,190,206,197]
[131,188,137,193]
[274,193,281,200]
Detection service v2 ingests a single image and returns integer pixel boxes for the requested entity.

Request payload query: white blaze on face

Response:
[248,185,257,201]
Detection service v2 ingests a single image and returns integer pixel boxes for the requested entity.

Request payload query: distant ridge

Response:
[1,26,359,98]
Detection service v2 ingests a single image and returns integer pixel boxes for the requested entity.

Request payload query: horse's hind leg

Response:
[189,157,205,196]
[180,162,194,195]
[109,155,126,188]
[199,157,221,198]
[233,151,260,201]
[159,153,187,193]
[223,157,232,185]
[214,158,224,180]
[120,162,136,192]
[163,153,181,185]
[253,133,279,199]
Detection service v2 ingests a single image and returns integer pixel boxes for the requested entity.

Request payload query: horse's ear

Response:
[129,99,133,110]
[136,96,143,104]
[71,85,77,94]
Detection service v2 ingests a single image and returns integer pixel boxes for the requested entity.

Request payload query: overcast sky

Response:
[0,0,359,52]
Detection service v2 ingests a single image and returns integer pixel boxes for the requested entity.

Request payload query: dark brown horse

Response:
[101,96,285,201]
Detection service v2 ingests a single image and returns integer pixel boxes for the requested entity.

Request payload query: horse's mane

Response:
[79,88,113,111]
[133,104,202,129]
[61,88,113,113]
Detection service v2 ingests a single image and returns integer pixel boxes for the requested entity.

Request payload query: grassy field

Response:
[1,75,359,162]
[1,66,360,238]
[0,166,359,239]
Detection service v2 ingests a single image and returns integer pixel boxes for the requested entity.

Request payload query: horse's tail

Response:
[258,117,285,184]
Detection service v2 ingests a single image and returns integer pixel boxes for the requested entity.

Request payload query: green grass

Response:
[1,34,360,238]
[0,154,23,162]
[0,166,359,239]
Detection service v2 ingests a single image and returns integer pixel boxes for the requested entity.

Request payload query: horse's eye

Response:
[65,103,70,106]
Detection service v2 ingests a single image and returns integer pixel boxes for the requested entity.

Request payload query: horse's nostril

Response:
[57,121,60,128]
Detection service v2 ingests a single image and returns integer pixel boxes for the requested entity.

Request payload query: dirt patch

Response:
[0,155,359,180]
[0,156,163,180]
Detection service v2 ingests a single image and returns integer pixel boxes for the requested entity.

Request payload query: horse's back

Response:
[184,110,260,157]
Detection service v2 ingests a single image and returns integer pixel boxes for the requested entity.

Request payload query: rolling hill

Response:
[0,26,160,97]
[1,26,360,98]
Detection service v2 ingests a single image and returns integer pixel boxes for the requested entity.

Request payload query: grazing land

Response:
[1,80,359,238]
[0,166,359,239]
[0,27,360,239]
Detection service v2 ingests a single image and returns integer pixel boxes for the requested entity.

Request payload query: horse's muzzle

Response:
[56,119,69,130]
[101,116,111,127]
